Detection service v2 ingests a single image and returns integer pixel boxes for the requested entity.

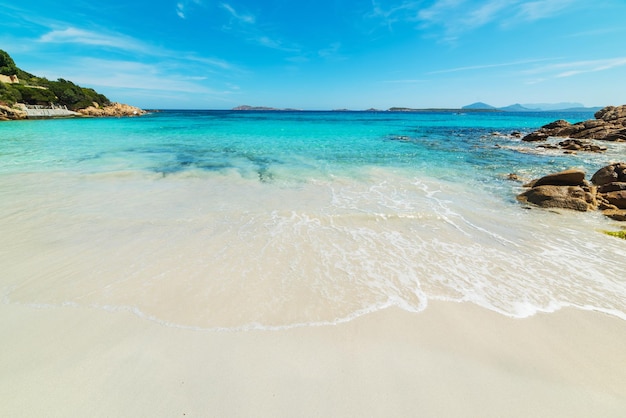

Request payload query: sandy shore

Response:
[1,301,625,417]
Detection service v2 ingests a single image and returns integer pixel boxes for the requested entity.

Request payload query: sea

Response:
[1,110,625,330]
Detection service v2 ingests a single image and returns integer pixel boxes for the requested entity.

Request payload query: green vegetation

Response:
[0,49,18,76]
[602,230,626,240]
[0,49,110,110]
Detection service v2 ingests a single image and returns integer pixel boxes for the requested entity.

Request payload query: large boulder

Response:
[602,190,626,209]
[531,168,586,187]
[590,163,626,185]
[517,185,595,212]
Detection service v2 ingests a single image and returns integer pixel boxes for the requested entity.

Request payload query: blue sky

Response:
[1,0,626,109]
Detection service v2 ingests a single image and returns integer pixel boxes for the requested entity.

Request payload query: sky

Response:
[1,0,626,110]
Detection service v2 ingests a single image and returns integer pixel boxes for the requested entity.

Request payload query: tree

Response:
[0,49,18,76]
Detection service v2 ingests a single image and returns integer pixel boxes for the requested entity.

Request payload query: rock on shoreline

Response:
[0,104,27,120]
[522,105,626,143]
[0,102,146,120]
[77,102,146,117]
[517,163,626,221]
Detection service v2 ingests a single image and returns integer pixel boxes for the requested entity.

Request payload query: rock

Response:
[595,105,626,121]
[588,144,607,152]
[532,169,586,187]
[522,104,626,143]
[597,182,626,193]
[603,129,626,141]
[591,163,626,185]
[77,102,146,117]
[522,132,549,142]
[603,190,626,209]
[602,209,626,221]
[0,104,27,120]
[557,139,606,153]
[517,163,626,221]
[543,119,571,130]
[517,185,593,212]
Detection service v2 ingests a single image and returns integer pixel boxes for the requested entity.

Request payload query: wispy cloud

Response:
[382,79,425,84]
[40,57,239,97]
[516,0,573,21]
[517,57,626,85]
[549,57,626,78]
[176,0,204,19]
[368,0,580,38]
[38,26,238,73]
[318,42,344,60]
[429,58,557,74]
[221,3,255,24]
[39,27,148,52]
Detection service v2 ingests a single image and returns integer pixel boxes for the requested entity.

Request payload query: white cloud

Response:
[39,27,147,52]
[516,0,574,21]
[43,57,237,96]
[429,58,557,74]
[553,57,626,78]
[221,3,256,24]
[176,2,186,19]
[369,0,583,38]
[176,0,204,19]
[382,79,425,84]
[518,57,626,84]
[318,42,343,59]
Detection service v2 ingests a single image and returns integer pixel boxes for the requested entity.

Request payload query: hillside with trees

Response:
[0,49,110,110]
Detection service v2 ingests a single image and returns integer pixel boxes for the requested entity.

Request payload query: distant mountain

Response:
[232,105,302,111]
[522,102,584,111]
[499,103,539,112]
[233,105,278,111]
[462,102,496,110]
[462,101,602,112]
[557,106,603,112]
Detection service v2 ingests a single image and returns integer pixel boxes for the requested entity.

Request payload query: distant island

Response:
[232,103,602,113]
[233,105,302,111]
[462,101,602,112]
[0,49,144,120]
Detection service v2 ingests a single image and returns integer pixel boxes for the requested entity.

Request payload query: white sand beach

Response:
[1,301,625,417]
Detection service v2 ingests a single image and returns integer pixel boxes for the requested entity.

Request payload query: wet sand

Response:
[1,300,624,417]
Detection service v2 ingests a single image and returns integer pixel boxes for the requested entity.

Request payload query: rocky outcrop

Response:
[0,104,27,120]
[522,105,626,144]
[77,102,146,117]
[517,169,596,212]
[518,163,626,221]
[590,163,626,220]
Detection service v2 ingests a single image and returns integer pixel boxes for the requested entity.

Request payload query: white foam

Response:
[1,169,625,330]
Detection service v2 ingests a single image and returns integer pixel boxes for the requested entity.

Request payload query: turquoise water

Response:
[1,110,625,328]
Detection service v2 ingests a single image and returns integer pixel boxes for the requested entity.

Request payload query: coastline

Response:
[1,300,624,417]
[0,102,146,121]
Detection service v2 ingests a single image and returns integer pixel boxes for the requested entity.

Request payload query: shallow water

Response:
[1,110,625,329]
